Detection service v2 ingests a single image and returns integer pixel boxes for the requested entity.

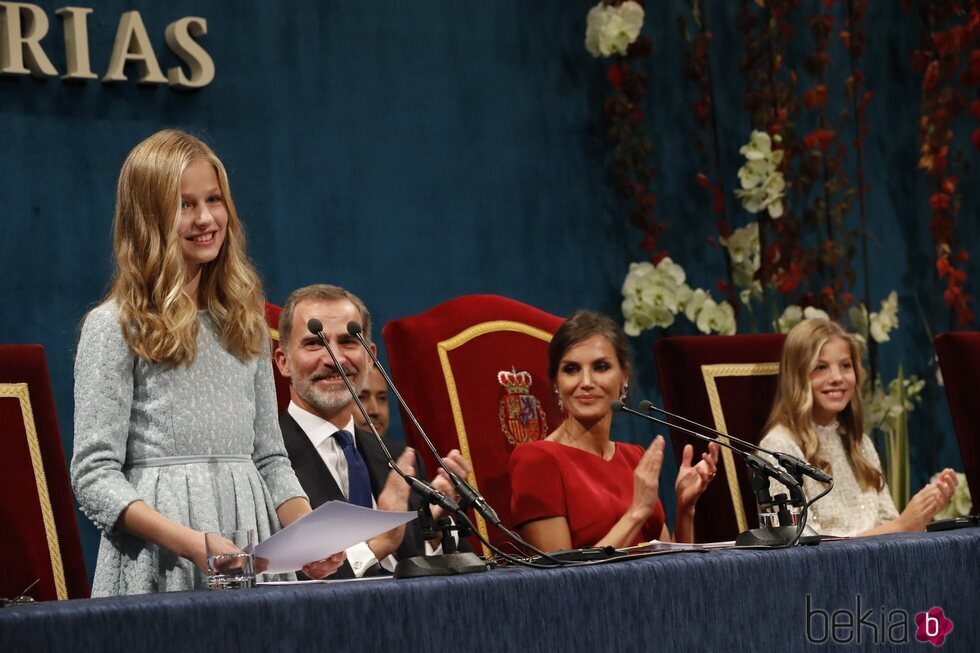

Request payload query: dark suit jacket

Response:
[279,411,431,579]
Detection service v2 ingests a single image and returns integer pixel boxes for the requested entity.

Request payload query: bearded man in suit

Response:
[274,284,470,578]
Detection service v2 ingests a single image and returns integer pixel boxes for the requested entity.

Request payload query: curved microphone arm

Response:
[345,321,581,566]
[636,400,832,484]
[615,401,813,546]
[345,320,502,526]
[612,401,806,507]
[308,319,575,567]
[306,318,459,516]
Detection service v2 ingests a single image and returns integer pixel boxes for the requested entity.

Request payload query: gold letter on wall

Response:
[103,10,166,84]
[55,6,97,80]
[0,2,58,77]
[165,16,214,89]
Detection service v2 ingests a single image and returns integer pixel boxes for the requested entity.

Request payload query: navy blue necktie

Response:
[334,430,373,508]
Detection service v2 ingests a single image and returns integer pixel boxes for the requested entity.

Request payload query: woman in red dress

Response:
[510,311,720,550]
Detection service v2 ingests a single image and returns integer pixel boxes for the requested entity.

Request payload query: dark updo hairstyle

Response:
[548,310,632,382]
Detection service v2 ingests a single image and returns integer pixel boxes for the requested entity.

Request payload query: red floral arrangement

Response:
[593,0,667,263]
[911,0,979,327]
[604,0,976,336]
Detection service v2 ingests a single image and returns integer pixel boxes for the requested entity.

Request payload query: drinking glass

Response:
[205,529,256,590]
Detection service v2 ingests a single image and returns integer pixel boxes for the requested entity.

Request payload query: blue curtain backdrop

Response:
[1,1,974,581]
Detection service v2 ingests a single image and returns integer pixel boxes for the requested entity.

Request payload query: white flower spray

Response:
[622,258,735,337]
[584,1,645,58]
[734,130,786,219]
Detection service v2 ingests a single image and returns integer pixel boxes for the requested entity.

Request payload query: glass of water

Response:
[205,529,256,590]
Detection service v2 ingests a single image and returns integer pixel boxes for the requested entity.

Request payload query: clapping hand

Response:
[899,468,959,531]
[932,468,959,507]
[367,448,417,560]
[628,436,666,521]
[378,447,416,511]
[430,449,472,521]
[674,442,720,512]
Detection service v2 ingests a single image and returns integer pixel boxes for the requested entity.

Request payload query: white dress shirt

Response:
[287,402,394,576]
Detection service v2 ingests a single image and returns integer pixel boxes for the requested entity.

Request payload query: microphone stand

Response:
[346,321,571,565]
[635,400,832,545]
[346,322,500,524]
[612,402,818,547]
[314,331,634,571]
[637,400,832,485]
[306,319,487,578]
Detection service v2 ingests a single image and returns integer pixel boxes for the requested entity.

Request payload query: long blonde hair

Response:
[107,129,266,365]
[764,318,883,491]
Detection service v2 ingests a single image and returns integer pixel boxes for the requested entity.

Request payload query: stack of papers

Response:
[626,539,737,552]
[253,501,416,574]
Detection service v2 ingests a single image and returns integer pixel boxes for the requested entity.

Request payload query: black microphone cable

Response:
[612,401,812,548]
[308,321,727,568]
[636,399,837,546]
[306,319,459,517]
[637,400,832,484]
[346,320,598,567]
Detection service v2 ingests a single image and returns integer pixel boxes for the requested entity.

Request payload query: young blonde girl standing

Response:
[71,130,343,595]
[760,318,958,536]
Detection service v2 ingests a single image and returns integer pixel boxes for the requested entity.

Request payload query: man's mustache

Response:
[311,368,357,382]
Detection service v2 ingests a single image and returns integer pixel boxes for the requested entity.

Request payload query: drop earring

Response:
[554,387,563,411]
[619,383,629,402]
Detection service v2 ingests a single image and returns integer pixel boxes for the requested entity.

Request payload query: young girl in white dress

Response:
[71,130,344,595]
[760,318,959,536]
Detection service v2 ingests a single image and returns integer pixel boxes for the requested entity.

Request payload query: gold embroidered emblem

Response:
[497,368,548,445]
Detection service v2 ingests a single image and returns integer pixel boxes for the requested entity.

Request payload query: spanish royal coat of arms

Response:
[497,368,548,445]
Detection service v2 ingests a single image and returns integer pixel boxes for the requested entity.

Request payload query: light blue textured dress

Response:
[71,301,308,596]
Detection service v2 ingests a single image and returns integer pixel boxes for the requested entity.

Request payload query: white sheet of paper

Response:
[625,539,737,552]
[253,501,417,574]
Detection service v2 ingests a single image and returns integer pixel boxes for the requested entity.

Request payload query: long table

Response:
[1,529,977,652]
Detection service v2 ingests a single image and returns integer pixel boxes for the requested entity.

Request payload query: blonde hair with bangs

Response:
[764,318,884,491]
[108,129,266,365]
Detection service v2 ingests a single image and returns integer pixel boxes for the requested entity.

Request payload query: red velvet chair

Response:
[654,334,786,543]
[382,295,564,555]
[265,302,291,416]
[0,345,90,601]
[934,333,980,508]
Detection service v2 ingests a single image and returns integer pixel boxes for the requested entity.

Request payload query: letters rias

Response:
[0,3,214,89]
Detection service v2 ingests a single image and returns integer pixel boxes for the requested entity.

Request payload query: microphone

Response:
[611,401,803,501]
[311,319,488,577]
[346,320,503,527]
[303,321,564,571]
[347,320,610,568]
[305,318,460,516]
[613,400,821,547]
[637,400,832,484]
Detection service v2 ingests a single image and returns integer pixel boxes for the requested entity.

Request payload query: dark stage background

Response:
[1,1,974,581]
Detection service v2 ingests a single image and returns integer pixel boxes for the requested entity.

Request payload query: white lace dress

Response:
[71,301,307,595]
[759,422,898,536]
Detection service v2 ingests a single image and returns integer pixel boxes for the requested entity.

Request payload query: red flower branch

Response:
[912,0,978,327]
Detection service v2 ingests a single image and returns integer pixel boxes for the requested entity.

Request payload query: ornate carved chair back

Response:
[0,344,90,600]
[264,302,291,416]
[383,295,564,555]
[654,334,786,542]
[934,332,980,506]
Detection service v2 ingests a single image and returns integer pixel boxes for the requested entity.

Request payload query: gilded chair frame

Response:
[700,361,780,533]
[1,383,68,600]
[437,320,554,556]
